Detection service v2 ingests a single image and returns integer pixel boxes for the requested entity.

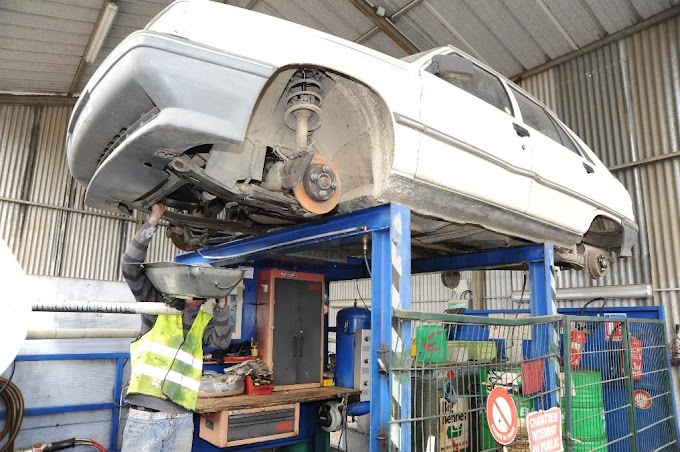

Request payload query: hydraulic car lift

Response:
[176,203,560,452]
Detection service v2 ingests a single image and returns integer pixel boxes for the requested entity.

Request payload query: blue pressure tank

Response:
[336,307,370,416]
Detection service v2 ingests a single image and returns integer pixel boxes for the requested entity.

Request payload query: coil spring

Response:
[283,71,324,131]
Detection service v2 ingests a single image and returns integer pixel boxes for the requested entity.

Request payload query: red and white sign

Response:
[526,407,563,452]
[631,337,643,381]
[634,389,653,410]
[486,387,518,445]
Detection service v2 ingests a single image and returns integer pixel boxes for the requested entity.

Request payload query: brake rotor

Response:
[293,154,341,214]
[585,250,609,279]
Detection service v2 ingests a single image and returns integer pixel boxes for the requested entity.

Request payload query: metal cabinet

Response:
[256,270,324,389]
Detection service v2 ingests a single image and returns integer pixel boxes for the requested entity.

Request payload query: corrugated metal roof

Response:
[1,0,679,95]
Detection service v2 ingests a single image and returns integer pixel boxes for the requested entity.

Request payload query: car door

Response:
[416,52,532,214]
[509,87,597,233]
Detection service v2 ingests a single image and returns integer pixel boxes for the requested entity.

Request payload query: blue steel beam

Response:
[411,244,546,274]
[111,357,126,452]
[176,204,391,265]
[370,226,391,451]
[390,204,412,452]
[528,243,559,410]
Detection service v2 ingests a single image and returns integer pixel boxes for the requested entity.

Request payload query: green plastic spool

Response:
[569,371,605,406]
[564,371,607,447]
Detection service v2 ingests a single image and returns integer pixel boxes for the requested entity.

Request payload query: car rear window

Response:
[446,62,513,115]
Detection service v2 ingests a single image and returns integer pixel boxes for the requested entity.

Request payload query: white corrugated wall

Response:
[511,16,680,409]
[0,104,177,281]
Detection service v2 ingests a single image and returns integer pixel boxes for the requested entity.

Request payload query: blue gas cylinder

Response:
[336,307,370,416]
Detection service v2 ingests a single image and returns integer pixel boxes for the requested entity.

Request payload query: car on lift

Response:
[66,0,637,278]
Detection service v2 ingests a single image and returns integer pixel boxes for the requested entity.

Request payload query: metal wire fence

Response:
[388,311,679,452]
[390,311,562,452]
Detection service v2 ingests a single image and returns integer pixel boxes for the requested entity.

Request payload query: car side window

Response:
[511,88,564,143]
[432,58,513,115]
[547,114,588,158]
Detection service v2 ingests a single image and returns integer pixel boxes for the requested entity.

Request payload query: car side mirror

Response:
[428,54,474,82]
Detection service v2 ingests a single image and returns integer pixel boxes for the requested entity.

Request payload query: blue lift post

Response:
[175,203,560,451]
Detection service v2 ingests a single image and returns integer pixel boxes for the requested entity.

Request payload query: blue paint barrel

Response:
[336,307,370,416]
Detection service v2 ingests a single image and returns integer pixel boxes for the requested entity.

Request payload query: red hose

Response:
[90,440,106,452]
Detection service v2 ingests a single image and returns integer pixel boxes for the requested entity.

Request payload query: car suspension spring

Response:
[283,69,324,150]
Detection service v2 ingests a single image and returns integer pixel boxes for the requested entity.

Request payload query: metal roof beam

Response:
[535,0,578,50]
[349,0,420,54]
[355,0,423,44]
[0,94,77,107]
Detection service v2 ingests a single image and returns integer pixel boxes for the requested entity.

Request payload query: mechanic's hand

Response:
[166,298,186,311]
[148,203,166,227]
[216,297,227,309]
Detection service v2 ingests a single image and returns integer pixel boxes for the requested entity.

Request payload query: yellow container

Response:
[448,340,496,362]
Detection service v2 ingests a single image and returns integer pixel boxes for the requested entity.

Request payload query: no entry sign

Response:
[527,407,563,452]
[634,389,652,410]
[486,387,519,445]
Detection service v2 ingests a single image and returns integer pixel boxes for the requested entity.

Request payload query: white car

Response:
[66,0,637,276]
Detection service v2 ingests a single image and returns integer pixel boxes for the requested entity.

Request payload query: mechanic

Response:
[121,203,234,452]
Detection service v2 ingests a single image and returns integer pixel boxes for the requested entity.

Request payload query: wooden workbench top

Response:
[195,386,360,413]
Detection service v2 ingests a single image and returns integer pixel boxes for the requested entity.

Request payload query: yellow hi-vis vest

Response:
[128,310,212,410]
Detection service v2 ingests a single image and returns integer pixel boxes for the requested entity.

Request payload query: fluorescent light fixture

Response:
[84,1,118,64]
[510,283,653,302]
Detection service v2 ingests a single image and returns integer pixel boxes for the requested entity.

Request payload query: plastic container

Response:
[561,371,607,447]
[415,325,447,363]
[446,341,469,363]
[450,340,497,362]
[245,375,274,395]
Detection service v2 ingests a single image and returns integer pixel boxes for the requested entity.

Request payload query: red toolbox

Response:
[245,375,274,395]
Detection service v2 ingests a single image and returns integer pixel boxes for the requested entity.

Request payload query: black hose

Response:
[0,376,24,452]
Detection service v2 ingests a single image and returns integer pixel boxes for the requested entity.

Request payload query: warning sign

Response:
[634,389,652,410]
[486,387,519,445]
[527,407,563,452]
[440,397,469,451]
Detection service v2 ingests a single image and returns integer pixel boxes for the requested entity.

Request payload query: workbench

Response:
[195,386,359,413]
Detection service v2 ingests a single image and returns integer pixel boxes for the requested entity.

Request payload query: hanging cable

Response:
[513,272,528,319]
[355,280,369,311]
[362,234,372,278]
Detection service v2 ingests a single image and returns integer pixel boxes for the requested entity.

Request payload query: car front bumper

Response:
[66,31,277,212]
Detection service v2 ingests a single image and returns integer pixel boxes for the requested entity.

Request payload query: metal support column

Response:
[529,243,560,409]
[369,204,412,452]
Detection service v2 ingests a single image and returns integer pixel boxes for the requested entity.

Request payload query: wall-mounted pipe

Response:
[31,301,182,315]
[510,284,653,302]
[26,329,140,339]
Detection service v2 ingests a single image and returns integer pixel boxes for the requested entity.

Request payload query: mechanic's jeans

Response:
[122,408,193,452]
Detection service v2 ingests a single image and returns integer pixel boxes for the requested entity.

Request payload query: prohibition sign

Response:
[486,386,519,445]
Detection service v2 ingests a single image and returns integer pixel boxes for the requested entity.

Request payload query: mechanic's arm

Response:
[121,204,165,332]
[203,297,234,349]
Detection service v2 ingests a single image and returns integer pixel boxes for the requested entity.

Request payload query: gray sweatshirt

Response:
[122,222,233,413]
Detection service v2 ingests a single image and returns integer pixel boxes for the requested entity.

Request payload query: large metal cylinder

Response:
[335,307,370,416]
